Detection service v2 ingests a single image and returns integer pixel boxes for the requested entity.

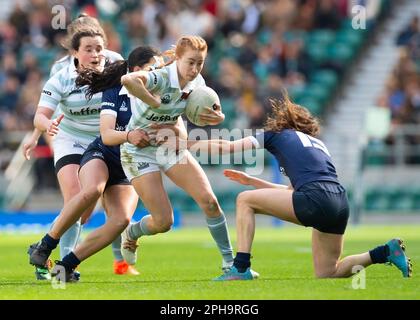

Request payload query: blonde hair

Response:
[264,95,320,137]
[175,36,207,56]
[61,13,107,50]
[164,35,208,65]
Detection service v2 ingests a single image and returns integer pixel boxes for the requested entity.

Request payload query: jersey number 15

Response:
[296,131,331,157]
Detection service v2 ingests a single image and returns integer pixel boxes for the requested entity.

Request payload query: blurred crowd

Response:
[0,0,382,135]
[374,15,420,164]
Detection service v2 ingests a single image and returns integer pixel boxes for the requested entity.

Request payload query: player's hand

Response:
[122,238,138,251]
[127,129,151,148]
[224,169,251,185]
[47,114,64,136]
[199,104,224,126]
[22,139,38,160]
[149,123,179,144]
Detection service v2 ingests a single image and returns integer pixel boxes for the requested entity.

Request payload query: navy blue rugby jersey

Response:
[99,85,132,156]
[252,129,339,190]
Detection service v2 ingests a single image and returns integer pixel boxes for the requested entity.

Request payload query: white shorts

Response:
[120,142,189,181]
[52,130,95,165]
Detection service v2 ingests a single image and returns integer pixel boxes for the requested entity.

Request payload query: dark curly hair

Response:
[264,94,320,137]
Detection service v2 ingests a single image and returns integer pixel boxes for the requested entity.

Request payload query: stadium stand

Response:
[0,0,419,221]
[356,6,420,215]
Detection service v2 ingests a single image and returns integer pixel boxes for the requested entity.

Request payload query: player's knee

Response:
[198,194,220,215]
[207,197,220,214]
[154,215,173,233]
[157,221,172,233]
[80,185,102,203]
[63,184,83,202]
[116,216,131,229]
[236,191,252,207]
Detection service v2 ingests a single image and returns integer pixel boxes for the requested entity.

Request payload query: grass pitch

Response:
[0,225,418,300]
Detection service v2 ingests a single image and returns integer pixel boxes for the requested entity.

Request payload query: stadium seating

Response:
[295,97,322,116]
[309,69,339,93]
[219,98,237,129]
[306,41,329,67]
[302,82,331,106]
[335,29,365,53]
[364,186,420,212]
[297,20,370,117]
[364,187,392,211]
[328,42,355,66]
[305,29,336,48]
[364,141,388,166]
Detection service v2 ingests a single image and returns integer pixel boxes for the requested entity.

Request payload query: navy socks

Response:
[369,244,390,264]
[61,252,81,271]
[233,252,251,273]
[42,233,59,250]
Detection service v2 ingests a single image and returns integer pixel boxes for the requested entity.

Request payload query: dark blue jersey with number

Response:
[254,129,339,190]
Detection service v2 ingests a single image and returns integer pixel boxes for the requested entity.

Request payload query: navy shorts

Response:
[79,138,129,189]
[292,181,349,235]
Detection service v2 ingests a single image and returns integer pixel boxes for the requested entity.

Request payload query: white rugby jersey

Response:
[47,50,123,119]
[39,62,103,141]
[126,61,205,132]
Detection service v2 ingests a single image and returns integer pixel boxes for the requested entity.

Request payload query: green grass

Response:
[0,225,418,300]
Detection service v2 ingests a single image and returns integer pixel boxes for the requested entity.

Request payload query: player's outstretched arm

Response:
[188,137,254,154]
[224,169,289,190]
[165,136,255,155]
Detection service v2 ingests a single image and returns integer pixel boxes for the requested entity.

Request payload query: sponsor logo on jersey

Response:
[102,101,115,107]
[42,89,52,96]
[115,124,127,131]
[161,94,171,104]
[137,162,150,170]
[145,113,179,122]
[92,151,104,159]
[69,107,101,115]
[119,101,128,112]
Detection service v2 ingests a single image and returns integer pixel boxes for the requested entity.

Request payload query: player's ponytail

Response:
[76,60,128,100]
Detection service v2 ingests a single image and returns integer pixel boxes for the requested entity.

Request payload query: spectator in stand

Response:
[313,0,340,30]
[396,16,419,46]
[279,39,309,80]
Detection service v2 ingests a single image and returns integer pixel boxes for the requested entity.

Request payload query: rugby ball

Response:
[184,86,220,126]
